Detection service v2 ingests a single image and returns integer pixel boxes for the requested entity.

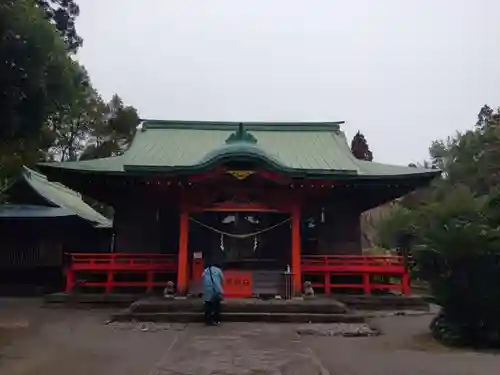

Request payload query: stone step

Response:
[129,298,348,314]
[110,311,365,323]
[44,293,430,313]
[44,292,140,307]
[334,295,429,311]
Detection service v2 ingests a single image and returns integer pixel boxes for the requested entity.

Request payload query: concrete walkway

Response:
[147,323,327,375]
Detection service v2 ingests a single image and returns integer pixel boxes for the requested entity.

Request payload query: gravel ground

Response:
[305,315,500,375]
[0,298,499,375]
[296,323,380,337]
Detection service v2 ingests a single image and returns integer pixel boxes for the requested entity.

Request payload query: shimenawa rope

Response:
[188,217,291,239]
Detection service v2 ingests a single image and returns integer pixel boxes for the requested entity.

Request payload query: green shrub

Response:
[415,189,500,347]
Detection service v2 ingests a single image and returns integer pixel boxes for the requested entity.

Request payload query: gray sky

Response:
[76,0,500,165]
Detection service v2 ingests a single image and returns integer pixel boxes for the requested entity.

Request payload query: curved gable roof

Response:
[38,120,440,181]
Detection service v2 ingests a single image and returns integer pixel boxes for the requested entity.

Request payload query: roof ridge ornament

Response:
[225,123,258,144]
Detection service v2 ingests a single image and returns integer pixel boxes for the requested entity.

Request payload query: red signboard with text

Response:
[223,271,253,298]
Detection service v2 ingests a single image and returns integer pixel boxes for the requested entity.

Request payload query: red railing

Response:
[65,253,177,293]
[64,253,410,296]
[301,255,410,295]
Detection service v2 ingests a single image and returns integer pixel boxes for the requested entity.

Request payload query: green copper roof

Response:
[38,120,439,180]
[19,167,112,227]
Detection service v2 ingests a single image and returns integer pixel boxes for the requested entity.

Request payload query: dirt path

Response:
[0,301,178,375]
[0,299,499,375]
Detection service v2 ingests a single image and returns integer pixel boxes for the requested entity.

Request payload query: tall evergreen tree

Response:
[350,130,373,161]
[35,0,82,52]
[0,0,83,188]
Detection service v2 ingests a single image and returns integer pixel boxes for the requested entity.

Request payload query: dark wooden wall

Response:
[112,197,362,257]
[304,202,362,256]
[188,212,291,269]
[65,226,111,254]
[0,217,112,294]
[0,218,111,268]
[113,203,179,254]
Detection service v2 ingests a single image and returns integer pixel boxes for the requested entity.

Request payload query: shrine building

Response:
[38,121,439,297]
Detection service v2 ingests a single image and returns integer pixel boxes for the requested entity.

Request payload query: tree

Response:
[79,95,140,160]
[376,104,499,242]
[35,0,82,53]
[46,92,140,162]
[421,105,500,196]
[47,81,105,161]
[373,103,500,347]
[0,0,82,141]
[0,0,83,185]
[415,189,500,347]
[350,131,373,161]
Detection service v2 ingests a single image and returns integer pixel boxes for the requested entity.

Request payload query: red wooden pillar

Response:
[176,211,190,295]
[146,271,154,293]
[105,270,114,294]
[363,273,371,295]
[324,272,331,295]
[402,271,410,296]
[65,268,74,293]
[291,204,302,295]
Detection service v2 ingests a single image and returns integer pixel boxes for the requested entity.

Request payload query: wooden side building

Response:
[0,167,112,293]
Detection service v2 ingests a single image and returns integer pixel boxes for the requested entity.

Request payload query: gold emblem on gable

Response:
[226,170,255,180]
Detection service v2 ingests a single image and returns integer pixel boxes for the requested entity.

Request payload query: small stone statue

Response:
[303,281,315,298]
[163,281,175,299]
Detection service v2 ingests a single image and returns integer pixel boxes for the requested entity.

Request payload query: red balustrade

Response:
[64,253,409,296]
[65,253,177,293]
[301,255,410,295]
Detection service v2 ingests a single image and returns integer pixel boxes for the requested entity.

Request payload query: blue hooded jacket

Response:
[202,266,224,302]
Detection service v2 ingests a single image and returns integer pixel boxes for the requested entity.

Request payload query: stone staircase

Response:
[44,290,431,323]
[109,297,363,323]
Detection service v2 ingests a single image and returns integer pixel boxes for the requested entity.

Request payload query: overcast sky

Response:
[76,0,500,165]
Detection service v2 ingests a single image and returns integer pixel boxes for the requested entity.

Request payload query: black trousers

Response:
[204,299,221,325]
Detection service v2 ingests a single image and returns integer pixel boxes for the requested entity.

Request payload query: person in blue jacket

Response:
[202,263,224,326]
